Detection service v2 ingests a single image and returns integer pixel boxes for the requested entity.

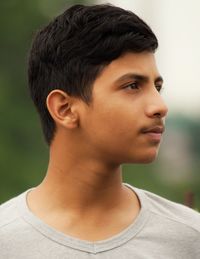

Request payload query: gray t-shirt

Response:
[0,183,200,258]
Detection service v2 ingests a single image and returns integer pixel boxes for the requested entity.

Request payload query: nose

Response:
[145,90,168,119]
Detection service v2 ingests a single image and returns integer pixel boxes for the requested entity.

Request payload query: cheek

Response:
[80,103,160,164]
[89,104,138,148]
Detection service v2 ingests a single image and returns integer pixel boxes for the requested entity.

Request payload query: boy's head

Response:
[28,4,159,146]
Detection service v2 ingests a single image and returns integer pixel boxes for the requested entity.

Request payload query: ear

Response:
[46,90,79,129]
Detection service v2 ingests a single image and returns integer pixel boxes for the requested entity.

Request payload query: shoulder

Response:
[0,196,20,228]
[0,190,38,256]
[0,190,33,250]
[141,188,200,233]
[0,191,28,231]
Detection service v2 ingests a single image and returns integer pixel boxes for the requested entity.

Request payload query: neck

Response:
[32,143,126,214]
[26,134,141,241]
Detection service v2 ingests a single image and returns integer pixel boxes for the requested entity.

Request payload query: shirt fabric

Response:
[0,183,200,259]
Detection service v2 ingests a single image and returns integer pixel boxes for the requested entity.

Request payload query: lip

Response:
[141,126,165,142]
[144,132,162,141]
[142,126,165,134]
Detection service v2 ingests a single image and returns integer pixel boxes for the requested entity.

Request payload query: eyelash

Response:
[124,82,139,90]
[155,85,163,93]
[124,82,163,93]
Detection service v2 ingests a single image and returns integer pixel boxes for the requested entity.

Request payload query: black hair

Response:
[28,3,158,145]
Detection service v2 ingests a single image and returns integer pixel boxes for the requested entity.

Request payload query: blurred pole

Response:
[184,191,194,208]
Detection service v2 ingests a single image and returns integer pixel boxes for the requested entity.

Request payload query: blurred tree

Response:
[0,1,199,212]
[0,0,92,202]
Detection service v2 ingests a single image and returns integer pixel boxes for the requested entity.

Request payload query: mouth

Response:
[141,125,165,134]
[141,125,165,142]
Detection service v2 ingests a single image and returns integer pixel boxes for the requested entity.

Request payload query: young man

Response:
[0,4,200,258]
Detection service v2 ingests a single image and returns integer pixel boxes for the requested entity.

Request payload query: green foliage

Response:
[0,0,91,202]
[0,1,199,213]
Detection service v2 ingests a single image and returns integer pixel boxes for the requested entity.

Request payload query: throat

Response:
[26,184,141,241]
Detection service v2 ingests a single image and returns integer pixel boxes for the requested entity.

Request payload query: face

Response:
[79,52,168,165]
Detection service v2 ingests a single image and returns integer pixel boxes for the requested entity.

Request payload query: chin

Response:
[124,154,157,164]
[130,149,159,164]
[139,156,157,164]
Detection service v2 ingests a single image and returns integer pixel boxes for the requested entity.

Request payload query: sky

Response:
[98,0,200,116]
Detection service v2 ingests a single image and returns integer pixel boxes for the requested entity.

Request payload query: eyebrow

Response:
[114,73,163,84]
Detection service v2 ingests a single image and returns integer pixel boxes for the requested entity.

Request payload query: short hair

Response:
[28,4,158,145]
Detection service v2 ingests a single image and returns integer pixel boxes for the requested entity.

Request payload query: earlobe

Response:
[46,90,79,129]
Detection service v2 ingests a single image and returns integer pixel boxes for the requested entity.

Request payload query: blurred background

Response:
[0,0,199,210]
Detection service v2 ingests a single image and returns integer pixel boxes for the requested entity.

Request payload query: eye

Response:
[155,84,163,93]
[124,82,139,90]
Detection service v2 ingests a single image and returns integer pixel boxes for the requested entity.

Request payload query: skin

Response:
[27,51,168,241]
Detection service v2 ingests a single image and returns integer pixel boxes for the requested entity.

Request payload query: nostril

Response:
[153,112,161,118]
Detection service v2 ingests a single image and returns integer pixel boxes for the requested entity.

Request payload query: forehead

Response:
[94,51,160,88]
